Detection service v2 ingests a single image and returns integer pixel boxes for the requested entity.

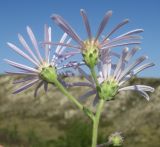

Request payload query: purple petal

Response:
[116,29,144,38]
[131,62,155,75]
[51,14,84,47]
[93,94,99,106]
[4,59,39,73]
[44,24,51,62]
[27,26,43,63]
[18,34,40,64]
[77,67,94,83]
[118,55,148,82]
[13,79,39,94]
[80,9,92,40]
[102,35,142,47]
[102,19,129,42]
[44,81,48,92]
[5,71,37,76]
[95,10,112,42]
[67,82,94,88]
[125,47,140,62]
[113,47,129,79]
[101,41,141,50]
[13,76,38,84]
[34,81,44,97]
[79,90,96,100]
[7,42,39,66]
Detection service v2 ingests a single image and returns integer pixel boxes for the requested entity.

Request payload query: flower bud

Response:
[108,132,123,146]
[98,80,118,101]
[40,66,57,83]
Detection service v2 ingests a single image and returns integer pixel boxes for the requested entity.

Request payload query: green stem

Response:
[92,99,105,147]
[54,79,83,110]
[90,67,99,87]
[54,79,94,120]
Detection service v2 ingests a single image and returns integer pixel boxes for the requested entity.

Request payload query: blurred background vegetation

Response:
[0,74,159,147]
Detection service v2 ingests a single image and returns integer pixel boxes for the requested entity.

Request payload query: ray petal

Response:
[79,90,96,100]
[4,59,39,73]
[34,81,44,97]
[102,19,129,42]
[117,56,148,82]
[95,10,112,42]
[13,79,39,94]
[7,42,39,66]
[80,9,92,40]
[27,26,43,63]
[51,14,84,46]
[18,34,40,64]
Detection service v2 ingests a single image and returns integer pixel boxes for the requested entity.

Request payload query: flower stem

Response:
[54,79,83,110]
[92,99,105,147]
[90,67,99,87]
[54,79,95,120]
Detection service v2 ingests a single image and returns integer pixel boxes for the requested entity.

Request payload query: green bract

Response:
[40,66,57,83]
[109,132,123,146]
[82,40,99,68]
[98,80,118,101]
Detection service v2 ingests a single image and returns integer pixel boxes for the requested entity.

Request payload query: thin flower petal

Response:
[95,10,112,42]
[116,29,144,38]
[51,14,84,46]
[102,35,142,47]
[4,59,39,73]
[102,19,129,42]
[27,26,43,63]
[67,82,94,88]
[125,47,140,62]
[7,42,39,66]
[118,55,148,81]
[44,81,48,92]
[34,81,44,97]
[78,67,94,83]
[80,9,92,40]
[118,85,154,101]
[93,94,99,106]
[13,79,39,94]
[101,41,141,50]
[79,90,96,100]
[5,71,37,76]
[44,24,51,62]
[114,47,129,79]
[18,34,40,64]
[131,62,155,75]
[119,85,154,92]
[13,76,38,84]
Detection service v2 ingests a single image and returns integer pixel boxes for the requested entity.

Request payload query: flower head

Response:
[72,47,154,105]
[108,132,124,146]
[51,9,143,68]
[5,25,73,96]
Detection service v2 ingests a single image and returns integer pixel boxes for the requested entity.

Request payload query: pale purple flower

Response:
[51,9,143,52]
[72,47,154,105]
[4,25,74,96]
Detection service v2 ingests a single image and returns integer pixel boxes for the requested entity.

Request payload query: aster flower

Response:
[73,47,154,105]
[51,9,143,68]
[4,25,73,96]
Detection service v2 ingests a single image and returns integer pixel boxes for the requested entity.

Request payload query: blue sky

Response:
[0,0,160,77]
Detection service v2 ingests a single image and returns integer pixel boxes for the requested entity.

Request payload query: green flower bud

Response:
[98,80,118,101]
[40,65,57,83]
[82,40,99,68]
[108,132,123,146]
